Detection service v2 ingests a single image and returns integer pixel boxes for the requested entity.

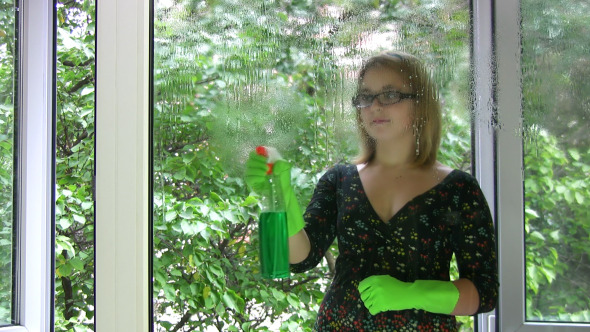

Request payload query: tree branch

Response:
[170,310,192,332]
[61,58,94,68]
[67,75,94,94]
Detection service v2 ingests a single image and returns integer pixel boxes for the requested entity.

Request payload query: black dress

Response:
[291,164,498,332]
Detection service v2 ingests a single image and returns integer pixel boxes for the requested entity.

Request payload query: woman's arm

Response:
[451,278,480,316]
[289,166,340,273]
[289,229,311,264]
[450,172,499,313]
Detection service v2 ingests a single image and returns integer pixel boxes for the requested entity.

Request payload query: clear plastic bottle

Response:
[256,146,290,279]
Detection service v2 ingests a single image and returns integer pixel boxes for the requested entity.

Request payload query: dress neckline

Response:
[351,164,458,224]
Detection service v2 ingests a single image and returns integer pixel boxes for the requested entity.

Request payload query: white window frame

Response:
[1,1,55,332]
[495,0,590,331]
[472,0,496,330]
[95,0,150,331]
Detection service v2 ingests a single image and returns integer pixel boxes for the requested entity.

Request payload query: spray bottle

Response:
[255,146,290,279]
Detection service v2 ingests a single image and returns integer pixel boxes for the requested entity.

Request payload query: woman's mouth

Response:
[372,119,390,124]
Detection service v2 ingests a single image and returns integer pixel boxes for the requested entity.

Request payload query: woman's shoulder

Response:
[317,163,357,181]
[325,162,357,173]
[442,167,484,192]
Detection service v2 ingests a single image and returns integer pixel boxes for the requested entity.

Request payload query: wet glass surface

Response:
[522,0,590,323]
[152,1,473,330]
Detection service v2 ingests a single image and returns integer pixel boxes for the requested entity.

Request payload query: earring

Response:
[415,131,420,156]
[413,122,422,156]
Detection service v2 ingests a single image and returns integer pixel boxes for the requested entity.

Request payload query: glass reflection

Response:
[153,0,472,330]
[522,0,590,323]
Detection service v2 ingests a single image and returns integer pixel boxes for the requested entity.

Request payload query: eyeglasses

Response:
[352,90,417,109]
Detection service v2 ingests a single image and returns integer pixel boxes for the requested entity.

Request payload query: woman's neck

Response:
[372,139,415,168]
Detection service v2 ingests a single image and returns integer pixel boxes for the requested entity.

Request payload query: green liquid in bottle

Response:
[259,211,289,279]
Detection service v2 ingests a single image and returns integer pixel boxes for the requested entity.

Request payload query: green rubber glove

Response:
[245,152,272,196]
[358,275,460,315]
[245,149,305,237]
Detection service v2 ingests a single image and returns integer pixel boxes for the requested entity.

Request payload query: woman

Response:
[246,51,498,331]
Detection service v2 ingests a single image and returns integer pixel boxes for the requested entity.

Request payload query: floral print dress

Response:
[291,164,498,332]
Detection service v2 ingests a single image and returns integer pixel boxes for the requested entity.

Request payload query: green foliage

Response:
[54,1,96,330]
[521,0,590,148]
[524,129,590,321]
[521,0,590,322]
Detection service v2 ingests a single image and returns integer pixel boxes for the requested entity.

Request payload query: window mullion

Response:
[13,0,55,331]
[472,0,496,330]
[95,0,150,331]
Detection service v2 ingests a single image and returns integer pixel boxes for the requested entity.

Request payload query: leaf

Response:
[58,217,73,230]
[180,220,196,235]
[242,195,259,207]
[574,191,584,204]
[210,192,223,202]
[80,86,93,96]
[162,283,176,301]
[209,263,225,278]
[73,214,86,224]
[525,208,539,219]
[287,293,300,308]
[568,148,580,161]
[58,263,73,277]
[204,296,215,309]
[190,283,198,296]
[555,185,567,194]
[70,257,85,271]
[208,210,222,222]
[179,209,194,219]
[165,211,177,222]
[222,289,245,313]
[529,231,545,242]
[564,191,574,204]
[541,267,556,283]
[271,288,286,301]
[221,210,238,223]
[56,235,76,257]
[81,201,93,210]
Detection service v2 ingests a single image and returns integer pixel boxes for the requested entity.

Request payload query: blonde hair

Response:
[353,51,441,167]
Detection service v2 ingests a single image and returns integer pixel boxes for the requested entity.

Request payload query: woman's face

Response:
[357,65,415,144]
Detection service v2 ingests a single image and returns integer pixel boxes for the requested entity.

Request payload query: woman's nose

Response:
[368,98,382,111]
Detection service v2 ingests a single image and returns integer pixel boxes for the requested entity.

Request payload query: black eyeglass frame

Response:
[352,90,418,109]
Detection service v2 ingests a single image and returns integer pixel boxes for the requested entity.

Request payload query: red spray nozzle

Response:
[256,146,268,157]
[255,146,282,175]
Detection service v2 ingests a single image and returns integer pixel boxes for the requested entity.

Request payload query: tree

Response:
[54,1,96,330]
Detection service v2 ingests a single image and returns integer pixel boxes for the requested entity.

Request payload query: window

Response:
[522,0,590,324]
[496,0,590,330]
[152,1,478,330]
[0,0,17,325]
[1,1,55,331]
[45,0,590,331]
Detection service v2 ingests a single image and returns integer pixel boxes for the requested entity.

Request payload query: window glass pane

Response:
[54,1,95,330]
[153,1,473,330]
[0,0,16,326]
[522,0,590,323]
